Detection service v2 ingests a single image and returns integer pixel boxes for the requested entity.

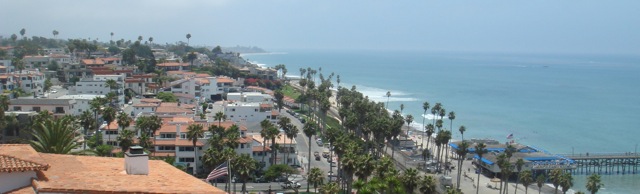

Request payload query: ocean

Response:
[243,49,640,193]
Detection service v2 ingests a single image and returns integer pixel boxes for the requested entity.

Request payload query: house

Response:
[227,92,272,103]
[0,144,224,193]
[126,73,156,95]
[71,74,125,106]
[12,70,46,96]
[157,62,190,71]
[22,55,50,69]
[251,132,299,168]
[8,98,77,117]
[224,101,277,126]
[56,94,104,115]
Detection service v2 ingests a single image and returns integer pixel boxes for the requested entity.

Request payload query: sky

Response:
[1,0,639,54]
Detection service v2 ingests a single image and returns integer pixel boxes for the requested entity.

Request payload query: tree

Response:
[455,141,469,190]
[116,129,135,152]
[475,143,487,194]
[425,123,435,152]
[148,37,153,45]
[157,92,177,102]
[550,168,563,194]
[536,174,546,194]
[11,34,18,42]
[319,182,340,194]
[515,158,525,194]
[309,167,324,193]
[43,78,53,93]
[402,168,420,193]
[47,60,59,71]
[186,33,191,45]
[52,30,59,38]
[259,119,272,167]
[560,172,573,194]
[29,116,78,154]
[421,101,430,149]
[274,89,284,112]
[20,28,26,38]
[586,173,604,194]
[232,153,257,193]
[520,170,534,194]
[78,110,94,149]
[95,144,113,157]
[102,107,116,142]
[284,124,298,165]
[419,175,437,194]
[110,32,114,42]
[187,123,204,175]
[385,91,391,109]
[405,114,414,136]
[302,122,316,192]
[448,111,456,133]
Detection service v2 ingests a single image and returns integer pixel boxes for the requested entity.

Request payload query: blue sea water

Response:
[244,49,640,193]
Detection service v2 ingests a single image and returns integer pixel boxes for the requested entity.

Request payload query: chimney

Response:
[176,124,181,135]
[125,146,149,175]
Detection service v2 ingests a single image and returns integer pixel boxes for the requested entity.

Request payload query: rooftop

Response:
[9,99,74,106]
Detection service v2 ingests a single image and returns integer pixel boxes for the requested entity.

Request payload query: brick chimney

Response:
[124,146,149,175]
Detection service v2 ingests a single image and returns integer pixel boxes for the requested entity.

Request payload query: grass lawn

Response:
[281,84,301,99]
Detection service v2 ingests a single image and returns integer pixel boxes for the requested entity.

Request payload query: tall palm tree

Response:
[536,174,546,194]
[302,122,316,193]
[90,97,106,131]
[285,124,298,165]
[78,110,94,150]
[266,124,280,165]
[259,119,272,167]
[405,114,414,136]
[110,32,114,42]
[102,107,116,143]
[421,101,430,149]
[29,116,79,154]
[231,153,257,193]
[448,111,456,134]
[187,123,204,175]
[586,173,604,194]
[401,168,420,193]
[519,170,534,194]
[116,129,135,152]
[475,143,487,194]
[455,141,469,190]
[278,117,291,164]
[425,123,435,152]
[385,91,391,109]
[515,158,525,194]
[308,167,324,193]
[459,125,466,141]
[186,33,191,45]
[52,30,59,38]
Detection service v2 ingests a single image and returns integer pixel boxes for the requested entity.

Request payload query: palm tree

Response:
[402,168,420,193]
[515,158,525,194]
[278,117,291,164]
[52,30,59,38]
[214,111,226,126]
[259,119,272,168]
[117,112,132,133]
[405,114,414,136]
[29,116,79,154]
[519,170,534,194]
[550,168,563,194]
[586,173,604,194]
[187,123,204,175]
[536,174,546,194]
[385,91,391,109]
[102,107,116,143]
[320,182,339,194]
[302,122,316,192]
[420,175,437,194]
[232,153,257,193]
[455,141,469,190]
[459,125,466,141]
[116,129,135,152]
[425,123,435,152]
[20,28,26,39]
[266,123,280,165]
[309,167,324,193]
[560,172,573,194]
[448,111,456,134]
[148,37,153,45]
[110,32,114,42]
[475,143,487,194]
[421,101,430,149]
[90,97,105,131]
[285,124,298,165]
[186,33,191,45]
[78,110,94,150]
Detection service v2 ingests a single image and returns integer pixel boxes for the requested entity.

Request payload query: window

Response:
[157,146,175,151]
[179,147,195,152]
[178,157,195,163]
[160,133,176,138]
[13,106,21,111]
[180,133,187,139]
[106,130,119,135]
[26,84,30,87]
[55,107,64,114]
[32,107,41,112]
[107,141,118,146]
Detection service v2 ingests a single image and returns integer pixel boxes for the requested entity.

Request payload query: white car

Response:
[51,90,57,93]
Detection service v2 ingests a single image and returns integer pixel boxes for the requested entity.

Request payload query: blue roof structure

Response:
[474,155,494,165]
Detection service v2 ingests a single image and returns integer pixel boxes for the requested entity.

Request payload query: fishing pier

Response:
[558,153,640,175]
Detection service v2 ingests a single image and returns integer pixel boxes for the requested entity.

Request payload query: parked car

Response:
[281,181,301,189]
[316,140,323,146]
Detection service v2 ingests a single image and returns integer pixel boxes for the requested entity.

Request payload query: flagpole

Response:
[227,159,231,194]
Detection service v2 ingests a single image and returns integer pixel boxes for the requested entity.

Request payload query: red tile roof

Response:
[217,77,235,83]
[0,144,50,173]
[157,62,189,67]
[140,98,162,103]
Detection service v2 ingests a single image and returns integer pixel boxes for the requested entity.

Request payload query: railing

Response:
[558,152,640,159]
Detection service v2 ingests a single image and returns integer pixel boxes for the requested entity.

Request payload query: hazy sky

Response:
[1,0,639,54]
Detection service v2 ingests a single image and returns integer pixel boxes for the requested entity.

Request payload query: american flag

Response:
[206,161,228,181]
[506,133,514,139]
